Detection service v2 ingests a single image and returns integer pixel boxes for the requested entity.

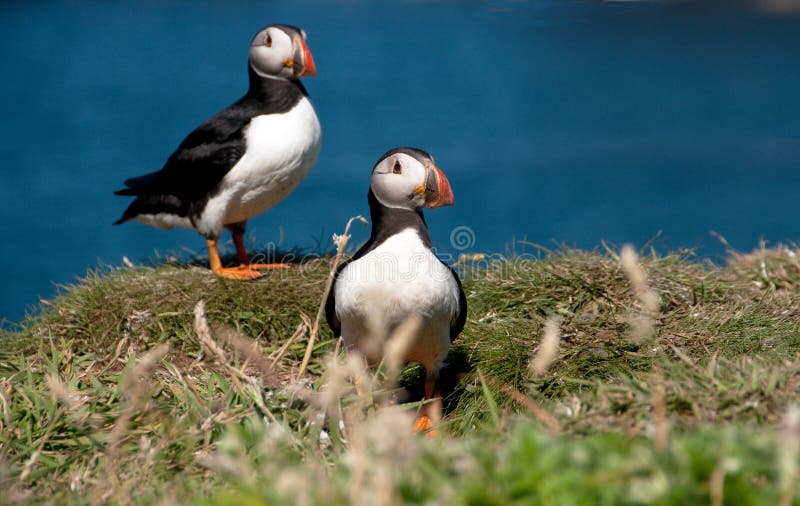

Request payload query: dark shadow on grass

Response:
[398,346,473,416]
[143,243,331,272]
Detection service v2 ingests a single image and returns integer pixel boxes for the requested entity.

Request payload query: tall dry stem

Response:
[382,317,421,387]
[103,342,169,505]
[780,404,800,506]
[621,246,668,451]
[529,316,561,376]
[194,300,227,365]
[298,215,367,378]
[620,245,659,345]
[219,327,279,387]
[345,406,418,506]
[650,365,667,452]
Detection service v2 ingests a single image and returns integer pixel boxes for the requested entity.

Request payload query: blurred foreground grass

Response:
[1,244,800,505]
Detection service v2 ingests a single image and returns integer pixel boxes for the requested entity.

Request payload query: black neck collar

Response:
[365,188,432,249]
[245,64,309,105]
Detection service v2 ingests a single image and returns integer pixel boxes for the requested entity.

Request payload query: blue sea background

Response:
[2,0,799,323]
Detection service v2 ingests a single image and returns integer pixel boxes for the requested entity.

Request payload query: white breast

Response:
[334,228,460,369]
[196,96,321,236]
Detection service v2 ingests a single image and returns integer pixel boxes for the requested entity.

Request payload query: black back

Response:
[325,188,467,341]
[113,65,308,226]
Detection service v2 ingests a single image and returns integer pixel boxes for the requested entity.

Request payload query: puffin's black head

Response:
[249,24,316,79]
[370,147,454,211]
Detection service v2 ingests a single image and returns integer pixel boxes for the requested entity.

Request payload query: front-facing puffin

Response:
[114,24,320,279]
[325,147,467,432]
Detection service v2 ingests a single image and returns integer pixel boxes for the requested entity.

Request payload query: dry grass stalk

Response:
[360,312,390,364]
[1,378,13,430]
[45,373,95,430]
[621,246,668,451]
[46,374,74,409]
[116,343,170,410]
[501,383,561,436]
[382,317,421,388]
[620,245,660,344]
[46,374,93,414]
[650,365,668,452]
[317,353,371,418]
[194,301,275,416]
[709,456,741,506]
[194,300,227,366]
[709,463,724,506]
[779,404,800,506]
[220,328,279,387]
[529,316,562,376]
[345,406,418,506]
[298,215,368,379]
[269,313,311,366]
[104,342,169,504]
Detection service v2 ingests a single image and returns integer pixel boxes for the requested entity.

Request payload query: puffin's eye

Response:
[392,161,402,174]
[265,35,272,47]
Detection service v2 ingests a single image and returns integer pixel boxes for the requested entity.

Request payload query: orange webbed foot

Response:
[212,266,263,280]
[245,262,291,270]
[414,415,438,438]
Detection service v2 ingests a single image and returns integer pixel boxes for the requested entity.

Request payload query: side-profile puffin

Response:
[114,24,321,279]
[325,147,467,432]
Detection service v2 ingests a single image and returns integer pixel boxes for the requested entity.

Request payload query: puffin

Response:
[325,147,467,431]
[114,24,321,279]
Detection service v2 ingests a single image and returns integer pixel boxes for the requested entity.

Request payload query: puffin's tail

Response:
[114,187,140,197]
[113,199,141,225]
[113,184,145,225]
[113,193,188,225]
[114,170,165,196]
[114,170,180,224]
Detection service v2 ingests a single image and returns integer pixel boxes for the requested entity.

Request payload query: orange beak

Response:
[424,164,454,208]
[293,35,316,77]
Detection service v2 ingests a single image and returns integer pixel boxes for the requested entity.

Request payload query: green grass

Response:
[1,244,800,504]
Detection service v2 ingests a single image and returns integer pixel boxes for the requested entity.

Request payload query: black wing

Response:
[114,99,257,222]
[324,259,352,338]
[324,273,341,337]
[449,266,467,342]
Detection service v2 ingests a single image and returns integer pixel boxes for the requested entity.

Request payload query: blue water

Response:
[2,1,800,323]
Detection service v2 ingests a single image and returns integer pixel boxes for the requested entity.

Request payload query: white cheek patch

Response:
[371,176,413,208]
[370,155,427,209]
[249,29,294,78]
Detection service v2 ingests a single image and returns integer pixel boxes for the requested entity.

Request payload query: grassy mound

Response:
[1,245,799,504]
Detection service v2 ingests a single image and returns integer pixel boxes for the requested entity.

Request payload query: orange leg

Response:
[206,238,262,280]
[231,228,289,270]
[414,369,442,437]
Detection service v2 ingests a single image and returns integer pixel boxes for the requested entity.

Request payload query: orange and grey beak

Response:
[292,35,316,77]
[424,164,454,208]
